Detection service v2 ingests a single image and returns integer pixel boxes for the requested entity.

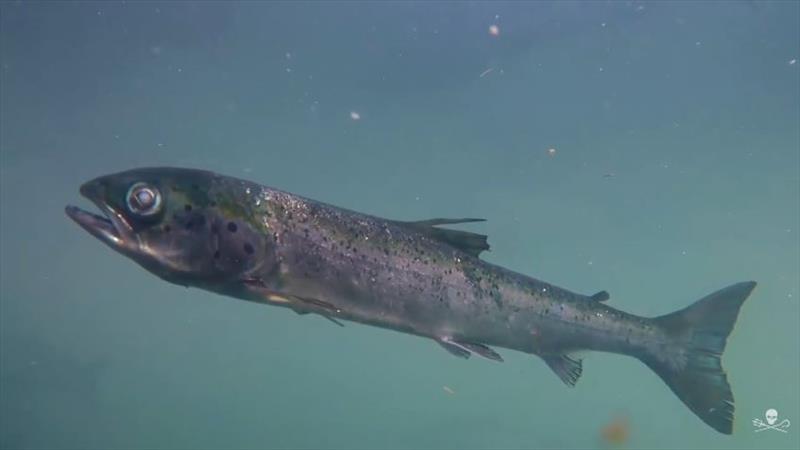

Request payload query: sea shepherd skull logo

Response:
[752,409,791,433]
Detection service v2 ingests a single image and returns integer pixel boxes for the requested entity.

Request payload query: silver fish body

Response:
[66,167,756,434]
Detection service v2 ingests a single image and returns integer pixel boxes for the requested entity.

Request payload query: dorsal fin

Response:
[590,291,610,302]
[401,218,490,257]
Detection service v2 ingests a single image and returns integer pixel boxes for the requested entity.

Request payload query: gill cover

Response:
[67,167,277,287]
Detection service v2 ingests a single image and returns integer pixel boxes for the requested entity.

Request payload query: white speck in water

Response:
[350,111,361,121]
[789,59,797,65]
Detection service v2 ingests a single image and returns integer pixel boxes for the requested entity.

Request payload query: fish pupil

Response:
[136,190,153,207]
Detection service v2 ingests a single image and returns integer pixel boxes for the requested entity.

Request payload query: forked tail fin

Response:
[642,281,756,434]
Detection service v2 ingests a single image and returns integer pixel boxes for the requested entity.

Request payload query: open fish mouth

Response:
[65,183,134,249]
[65,204,124,246]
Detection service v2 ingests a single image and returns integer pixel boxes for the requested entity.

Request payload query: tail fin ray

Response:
[644,281,756,434]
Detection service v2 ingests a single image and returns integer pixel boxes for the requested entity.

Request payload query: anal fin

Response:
[543,354,583,387]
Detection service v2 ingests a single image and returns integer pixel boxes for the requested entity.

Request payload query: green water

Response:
[1,2,798,449]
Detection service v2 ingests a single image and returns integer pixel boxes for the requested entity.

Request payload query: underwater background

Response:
[1,1,798,449]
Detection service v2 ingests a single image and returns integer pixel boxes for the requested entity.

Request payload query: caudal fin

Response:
[642,281,756,434]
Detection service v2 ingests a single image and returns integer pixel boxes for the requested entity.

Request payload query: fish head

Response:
[66,167,276,288]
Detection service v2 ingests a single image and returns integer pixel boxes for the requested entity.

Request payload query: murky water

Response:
[1,2,798,449]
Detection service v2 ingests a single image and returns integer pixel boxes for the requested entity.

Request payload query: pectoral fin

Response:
[242,278,345,326]
[438,339,471,359]
[542,354,583,387]
[437,337,503,362]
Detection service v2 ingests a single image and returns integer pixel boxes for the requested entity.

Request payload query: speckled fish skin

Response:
[66,167,756,435]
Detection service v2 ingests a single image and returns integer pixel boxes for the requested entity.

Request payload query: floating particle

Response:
[442,385,456,395]
[350,111,361,121]
[488,24,500,36]
[547,148,557,156]
[600,415,630,446]
[479,67,494,78]
[789,59,797,65]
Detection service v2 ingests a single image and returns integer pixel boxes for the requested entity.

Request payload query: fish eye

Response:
[126,182,162,216]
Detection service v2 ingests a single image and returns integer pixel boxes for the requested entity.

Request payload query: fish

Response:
[65,167,756,434]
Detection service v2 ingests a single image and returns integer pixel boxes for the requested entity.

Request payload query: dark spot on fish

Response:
[213,250,220,259]
[211,224,219,234]
[184,204,192,212]
[243,243,254,255]
[185,220,193,230]
[195,215,206,227]
[163,225,171,233]
[227,222,238,233]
